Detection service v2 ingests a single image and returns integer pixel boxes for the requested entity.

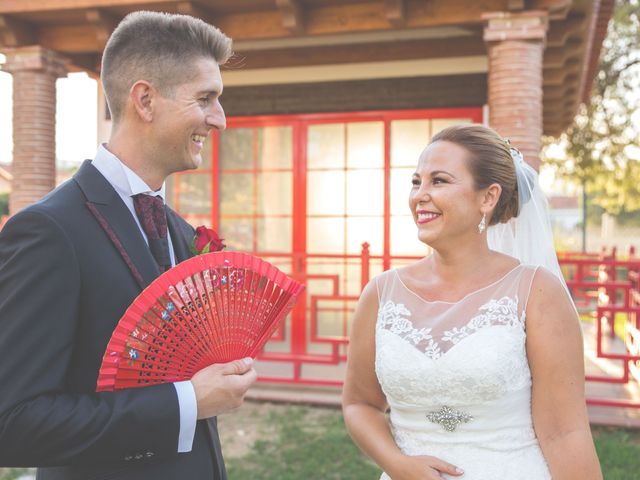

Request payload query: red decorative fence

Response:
[256,244,640,411]
[559,247,640,409]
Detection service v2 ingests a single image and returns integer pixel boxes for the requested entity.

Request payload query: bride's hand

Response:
[387,454,464,479]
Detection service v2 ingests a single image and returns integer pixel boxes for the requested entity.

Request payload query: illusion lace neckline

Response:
[394,263,523,305]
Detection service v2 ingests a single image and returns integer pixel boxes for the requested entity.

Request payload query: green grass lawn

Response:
[593,426,640,480]
[219,402,640,480]
[2,404,639,479]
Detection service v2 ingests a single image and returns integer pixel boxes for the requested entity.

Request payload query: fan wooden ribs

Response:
[96,252,305,391]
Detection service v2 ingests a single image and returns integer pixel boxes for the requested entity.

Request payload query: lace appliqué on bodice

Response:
[377,301,441,359]
[377,295,522,359]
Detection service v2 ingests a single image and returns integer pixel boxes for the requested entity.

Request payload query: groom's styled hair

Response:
[101,11,233,123]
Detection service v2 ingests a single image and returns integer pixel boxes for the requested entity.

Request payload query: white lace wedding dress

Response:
[375,264,552,479]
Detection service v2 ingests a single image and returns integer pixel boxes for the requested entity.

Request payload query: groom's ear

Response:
[129,80,155,123]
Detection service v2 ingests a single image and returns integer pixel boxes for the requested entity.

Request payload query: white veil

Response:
[487,146,568,290]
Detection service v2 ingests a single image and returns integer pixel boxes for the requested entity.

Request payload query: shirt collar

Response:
[92,144,166,201]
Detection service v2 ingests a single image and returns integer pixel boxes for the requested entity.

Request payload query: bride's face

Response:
[409,140,486,248]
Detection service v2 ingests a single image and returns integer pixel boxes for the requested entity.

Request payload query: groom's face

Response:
[151,57,226,174]
[410,140,485,247]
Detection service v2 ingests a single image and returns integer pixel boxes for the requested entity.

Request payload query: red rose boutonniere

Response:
[191,226,226,255]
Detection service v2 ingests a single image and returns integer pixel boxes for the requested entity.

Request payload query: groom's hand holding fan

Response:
[191,357,258,419]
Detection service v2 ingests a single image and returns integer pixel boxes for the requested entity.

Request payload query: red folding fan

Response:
[96,251,305,391]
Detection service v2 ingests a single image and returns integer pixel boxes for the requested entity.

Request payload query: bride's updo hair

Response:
[430,124,519,226]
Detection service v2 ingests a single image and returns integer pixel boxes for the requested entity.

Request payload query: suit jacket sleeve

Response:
[0,209,181,467]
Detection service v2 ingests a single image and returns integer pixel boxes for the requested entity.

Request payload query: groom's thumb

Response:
[220,357,254,376]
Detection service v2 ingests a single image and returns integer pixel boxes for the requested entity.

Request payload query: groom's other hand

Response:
[191,357,257,419]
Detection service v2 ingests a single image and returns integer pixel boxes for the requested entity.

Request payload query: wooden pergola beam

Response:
[0,14,35,47]
[547,15,587,47]
[275,0,304,35]
[176,1,216,26]
[232,35,485,70]
[507,0,527,11]
[0,1,584,42]
[67,52,101,77]
[0,0,177,13]
[384,0,405,27]
[85,9,117,46]
[544,42,582,68]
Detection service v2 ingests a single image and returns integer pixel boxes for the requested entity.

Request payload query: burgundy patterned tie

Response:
[132,194,171,272]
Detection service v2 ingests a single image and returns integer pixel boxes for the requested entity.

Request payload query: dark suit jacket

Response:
[0,161,227,480]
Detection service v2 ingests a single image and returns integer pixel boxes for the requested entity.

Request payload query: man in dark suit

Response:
[0,11,256,479]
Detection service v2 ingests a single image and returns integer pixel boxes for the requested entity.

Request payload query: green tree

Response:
[0,192,8,217]
[543,0,640,221]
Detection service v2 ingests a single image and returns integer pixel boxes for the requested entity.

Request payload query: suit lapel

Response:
[74,160,160,288]
[167,209,193,264]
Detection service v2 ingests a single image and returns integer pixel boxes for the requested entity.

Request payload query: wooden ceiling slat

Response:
[508,0,526,11]
[275,0,304,34]
[0,0,175,13]
[0,14,35,46]
[176,1,217,26]
[384,0,405,27]
[85,8,117,46]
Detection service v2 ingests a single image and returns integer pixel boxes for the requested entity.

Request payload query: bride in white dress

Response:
[342,125,602,479]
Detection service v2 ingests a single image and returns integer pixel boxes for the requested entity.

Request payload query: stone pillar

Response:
[483,11,548,170]
[2,46,67,214]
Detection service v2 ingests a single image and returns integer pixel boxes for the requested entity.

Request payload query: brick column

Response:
[483,11,548,171]
[2,46,67,214]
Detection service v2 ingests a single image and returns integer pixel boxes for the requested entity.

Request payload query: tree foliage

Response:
[543,0,640,217]
[0,192,8,217]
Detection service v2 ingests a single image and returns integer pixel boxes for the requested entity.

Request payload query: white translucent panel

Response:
[181,213,210,228]
[256,172,292,215]
[307,123,345,170]
[301,362,347,380]
[390,215,429,256]
[177,173,211,215]
[220,128,254,170]
[391,119,429,167]
[262,317,291,352]
[346,169,384,215]
[305,276,341,296]
[315,299,354,338]
[308,170,345,215]
[306,341,333,355]
[199,136,212,169]
[258,126,293,169]
[347,122,384,169]
[390,167,414,216]
[346,216,383,255]
[219,173,254,215]
[256,217,292,252]
[306,260,346,276]
[344,263,366,296]
[307,217,345,254]
[219,217,253,251]
[431,118,473,136]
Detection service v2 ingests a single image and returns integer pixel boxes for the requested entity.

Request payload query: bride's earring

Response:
[478,213,486,233]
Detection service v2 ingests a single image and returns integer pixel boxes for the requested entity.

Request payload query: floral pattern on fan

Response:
[96,251,305,391]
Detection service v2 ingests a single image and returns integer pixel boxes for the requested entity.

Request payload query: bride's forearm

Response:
[343,402,404,474]
[540,429,603,480]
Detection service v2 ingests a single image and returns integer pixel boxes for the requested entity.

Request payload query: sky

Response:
[0,53,98,168]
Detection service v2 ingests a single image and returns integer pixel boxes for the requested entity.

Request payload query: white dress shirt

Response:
[92,144,197,453]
